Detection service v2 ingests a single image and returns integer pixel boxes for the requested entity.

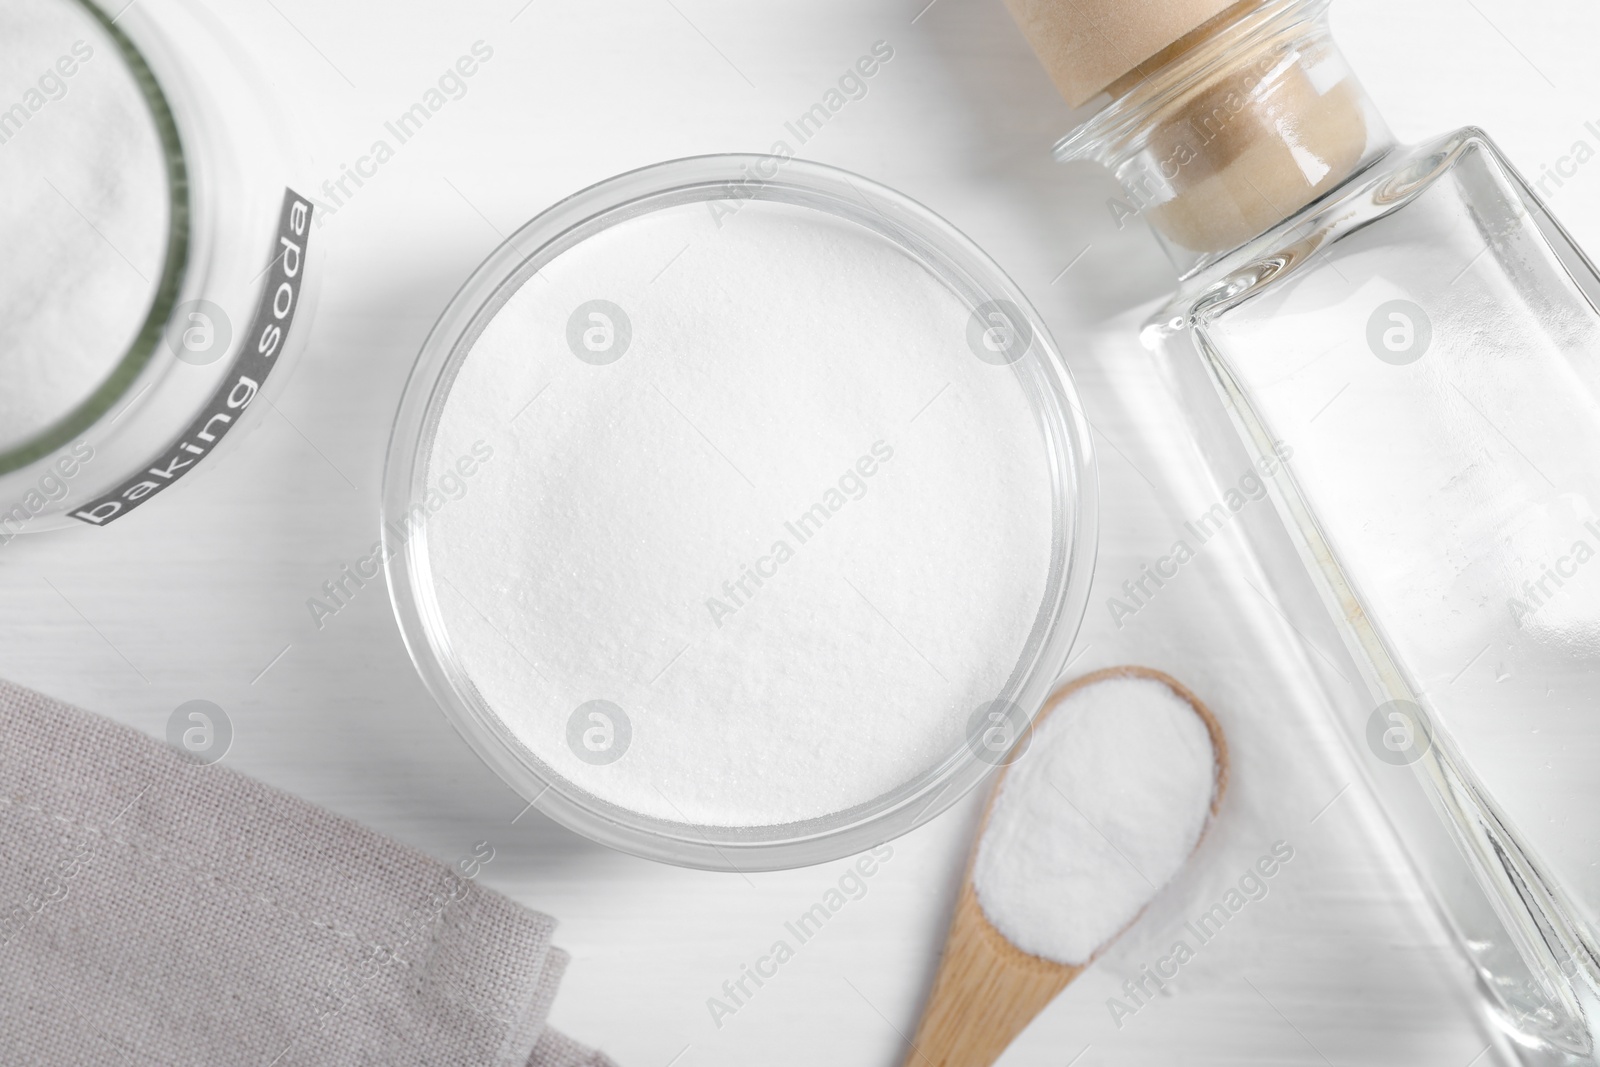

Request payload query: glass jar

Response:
[0,0,320,539]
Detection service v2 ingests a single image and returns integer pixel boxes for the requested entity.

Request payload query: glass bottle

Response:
[1052,0,1600,1059]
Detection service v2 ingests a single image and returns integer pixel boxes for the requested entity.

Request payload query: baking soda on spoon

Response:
[974,672,1222,963]
[903,669,1226,1067]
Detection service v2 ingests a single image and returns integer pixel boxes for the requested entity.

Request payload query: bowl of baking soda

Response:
[383,156,1097,869]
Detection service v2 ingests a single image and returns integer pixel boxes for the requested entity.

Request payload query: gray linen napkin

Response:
[0,679,615,1067]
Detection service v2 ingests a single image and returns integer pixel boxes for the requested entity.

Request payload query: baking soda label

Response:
[70,189,312,526]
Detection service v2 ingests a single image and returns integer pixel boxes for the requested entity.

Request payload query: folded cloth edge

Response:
[0,678,616,1067]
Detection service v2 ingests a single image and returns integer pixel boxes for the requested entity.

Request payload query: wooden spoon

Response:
[903,665,1229,1067]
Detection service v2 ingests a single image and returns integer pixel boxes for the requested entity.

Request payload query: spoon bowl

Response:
[903,665,1228,1067]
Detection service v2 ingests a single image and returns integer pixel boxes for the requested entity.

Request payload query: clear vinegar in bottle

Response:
[1010,0,1600,1058]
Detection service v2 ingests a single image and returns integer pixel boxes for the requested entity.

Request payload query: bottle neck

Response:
[1057,0,1395,277]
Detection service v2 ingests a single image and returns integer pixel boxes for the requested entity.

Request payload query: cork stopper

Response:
[1032,0,1385,259]
[1140,58,1368,252]
[1004,0,1245,107]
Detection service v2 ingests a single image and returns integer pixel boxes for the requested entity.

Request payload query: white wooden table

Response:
[5,1,1596,1062]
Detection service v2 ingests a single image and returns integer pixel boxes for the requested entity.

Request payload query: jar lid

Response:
[384,155,1098,870]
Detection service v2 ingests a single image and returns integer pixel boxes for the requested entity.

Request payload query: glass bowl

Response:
[382,154,1097,870]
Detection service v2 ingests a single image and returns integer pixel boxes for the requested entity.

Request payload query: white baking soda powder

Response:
[425,197,1055,827]
[972,675,1218,964]
[0,0,167,452]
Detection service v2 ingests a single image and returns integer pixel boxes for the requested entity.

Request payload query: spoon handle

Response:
[903,883,1082,1067]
